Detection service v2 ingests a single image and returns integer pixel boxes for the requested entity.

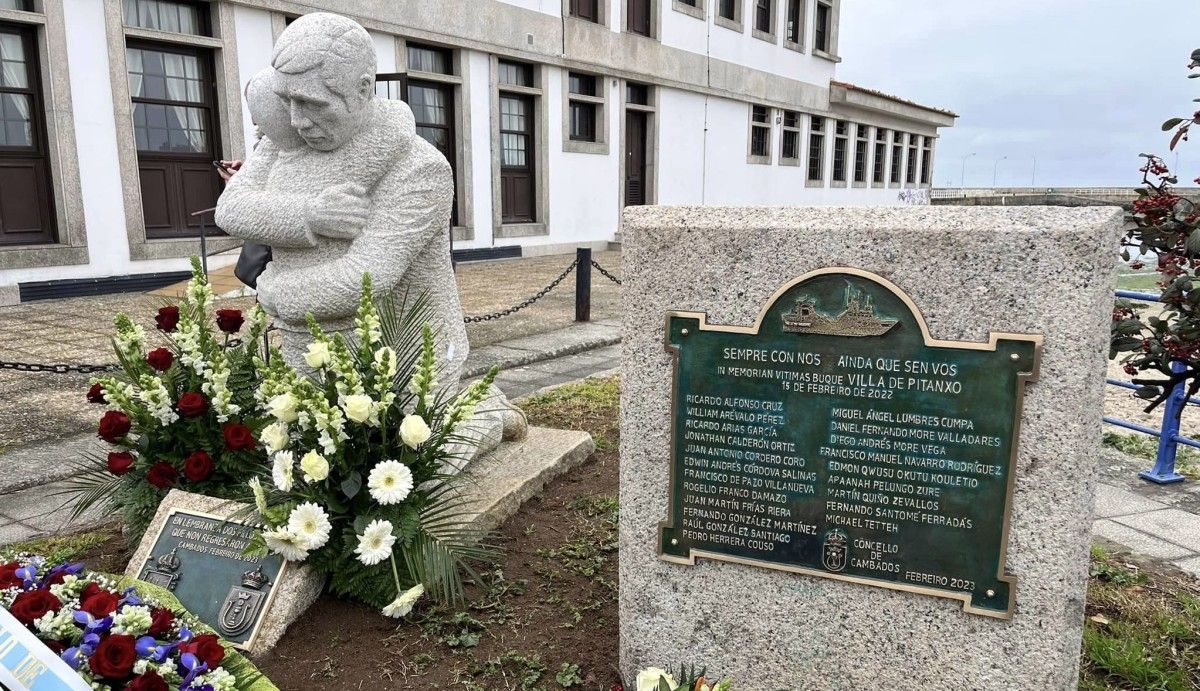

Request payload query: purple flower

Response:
[178,652,208,688]
[121,587,142,606]
[73,612,113,634]
[135,636,174,662]
[61,647,84,670]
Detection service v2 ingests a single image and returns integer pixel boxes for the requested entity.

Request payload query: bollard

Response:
[1142,359,1188,484]
[575,247,592,322]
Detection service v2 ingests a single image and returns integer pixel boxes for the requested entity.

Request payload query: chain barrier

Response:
[463,258,580,323]
[591,259,623,286]
[0,361,119,374]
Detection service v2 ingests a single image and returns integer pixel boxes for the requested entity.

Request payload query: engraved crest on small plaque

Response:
[821,530,848,572]
[218,566,270,638]
[782,283,898,337]
[140,548,182,591]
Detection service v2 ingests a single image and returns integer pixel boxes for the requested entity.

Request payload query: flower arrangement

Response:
[0,554,275,691]
[629,666,733,691]
[65,259,270,540]
[247,276,499,615]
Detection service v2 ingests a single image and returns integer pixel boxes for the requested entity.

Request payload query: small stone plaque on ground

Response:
[132,508,285,649]
[127,490,324,655]
[660,268,1041,617]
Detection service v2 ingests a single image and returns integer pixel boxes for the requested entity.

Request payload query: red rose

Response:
[179,633,225,668]
[88,634,137,680]
[183,450,214,482]
[127,671,168,691]
[107,452,135,476]
[45,570,67,586]
[146,462,178,490]
[147,607,175,638]
[87,383,106,404]
[81,582,102,600]
[98,411,131,442]
[222,422,256,451]
[215,308,244,334]
[155,306,180,332]
[0,561,20,589]
[146,348,174,372]
[177,392,208,418]
[80,589,120,618]
[9,589,61,625]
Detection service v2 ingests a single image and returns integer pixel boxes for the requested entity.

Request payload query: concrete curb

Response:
[462,320,620,378]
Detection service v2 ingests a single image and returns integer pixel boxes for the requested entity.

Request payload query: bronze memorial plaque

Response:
[659,268,1041,618]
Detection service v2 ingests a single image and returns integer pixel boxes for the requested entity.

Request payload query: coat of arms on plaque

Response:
[821,530,848,572]
[140,548,182,591]
[218,565,270,638]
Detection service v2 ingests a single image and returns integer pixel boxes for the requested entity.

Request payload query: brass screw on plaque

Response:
[986,589,995,597]
[681,328,690,336]
[1010,353,1020,361]
[671,538,679,545]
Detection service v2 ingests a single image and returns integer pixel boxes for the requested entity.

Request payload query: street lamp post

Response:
[1031,157,1038,187]
[960,152,976,188]
[993,156,1008,188]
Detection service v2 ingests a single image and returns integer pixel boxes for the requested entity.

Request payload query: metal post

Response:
[199,213,209,277]
[1142,359,1188,484]
[575,247,592,323]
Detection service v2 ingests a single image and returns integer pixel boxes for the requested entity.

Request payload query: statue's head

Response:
[270,13,376,151]
[245,67,304,151]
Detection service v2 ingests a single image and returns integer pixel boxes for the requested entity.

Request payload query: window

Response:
[785,0,803,45]
[807,115,825,182]
[0,22,55,245]
[627,0,652,36]
[754,0,773,35]
[905,134,918,183]
[123,0,208,36]
[407,43,452,75]
[500,94,535,222]
[814,0,832,53]
[853,124,868,183]
[569,0,601,22]
[873,128,886,184]
[749,105,771,161]
[890,130,903,184]
[627,82,650,106]
[718,0,739,22]
[127,41,220,238]
[499,60,533,88]
[781,110,800,162]
[0,0,32,10]
[568,72,599,142]
[832,120,847,183]
[920,136,933,185]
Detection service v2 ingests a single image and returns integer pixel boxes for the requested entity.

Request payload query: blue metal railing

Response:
[1105,289,1193,484]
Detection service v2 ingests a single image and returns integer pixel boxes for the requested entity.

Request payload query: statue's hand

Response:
[306,182,369,240]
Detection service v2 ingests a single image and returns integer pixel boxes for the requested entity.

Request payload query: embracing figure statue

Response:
[215,12,524,462]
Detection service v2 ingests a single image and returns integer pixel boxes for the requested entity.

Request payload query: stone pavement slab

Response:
[1092,519,1196,560]
[1093,483,1169,518]
[1113,508,1200,553]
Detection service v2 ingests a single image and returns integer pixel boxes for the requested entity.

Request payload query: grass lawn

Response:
[4,375,1199,689]
[1116,272,1161,293]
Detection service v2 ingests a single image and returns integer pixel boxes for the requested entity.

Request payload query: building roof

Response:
[830,81,958,119]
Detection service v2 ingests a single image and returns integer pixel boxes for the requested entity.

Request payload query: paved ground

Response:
[0,250,622,453]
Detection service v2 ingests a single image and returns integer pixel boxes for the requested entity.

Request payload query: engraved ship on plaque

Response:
[218,565,270,638]
[782,284,898,337]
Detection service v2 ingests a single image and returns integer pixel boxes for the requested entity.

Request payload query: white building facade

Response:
[0,0,954,301]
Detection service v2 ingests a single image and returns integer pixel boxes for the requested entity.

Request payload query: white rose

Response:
[399,414,431,449]
[636,668,678,691]
[300,450,330,482]
[304,341,330,369]
[267,392,299,423]
[260,422,290,453]
[342,394,374,424]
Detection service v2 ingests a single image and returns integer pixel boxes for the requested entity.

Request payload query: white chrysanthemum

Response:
[354,519,396,566]
[271,451,295,492]
[260,421,290,453]
[367,460,413,505]
[304,342,331,369]
[399,414,432,449]
[263,527,309,561]
[268,392,299,423]
[381,584,425,618]
[248,477,268,513]
[299,450,329,482]
[287,502,331,550]
[111,605,152,636]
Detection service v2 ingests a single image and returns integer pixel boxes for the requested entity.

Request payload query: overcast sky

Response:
[837,0,1200,188]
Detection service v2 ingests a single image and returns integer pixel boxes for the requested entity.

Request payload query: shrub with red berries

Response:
[1112,48,1200,412]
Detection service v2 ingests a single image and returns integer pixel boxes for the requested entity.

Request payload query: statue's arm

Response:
[213,143,317,248]
[268,157,453,322]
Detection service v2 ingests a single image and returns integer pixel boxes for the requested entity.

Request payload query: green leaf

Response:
[1135,385,1162,400]
[1163,117,1185,131]
[341,471,362,500]
[659,678,673,691]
